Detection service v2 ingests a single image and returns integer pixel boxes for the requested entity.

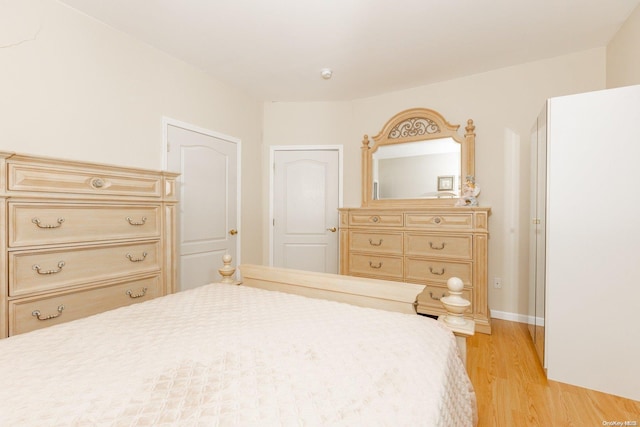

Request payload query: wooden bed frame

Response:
[239,264,424,315]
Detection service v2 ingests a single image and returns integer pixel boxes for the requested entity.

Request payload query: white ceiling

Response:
[59,0,639,102]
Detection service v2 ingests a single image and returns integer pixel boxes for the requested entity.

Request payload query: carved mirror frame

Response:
[361,107,475,207]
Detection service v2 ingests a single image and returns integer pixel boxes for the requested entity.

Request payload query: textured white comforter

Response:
[0,283,477,426]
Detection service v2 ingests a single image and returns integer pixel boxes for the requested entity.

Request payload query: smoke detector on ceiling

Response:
[320,68,333,80]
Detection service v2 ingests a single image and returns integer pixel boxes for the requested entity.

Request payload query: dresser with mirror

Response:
[339,108,491,333]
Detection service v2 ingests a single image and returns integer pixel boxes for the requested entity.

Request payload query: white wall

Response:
[607,3,640,88]
[264,49,606,316]
[0,0,264,265]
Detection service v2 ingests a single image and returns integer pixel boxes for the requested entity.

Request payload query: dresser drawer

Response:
[417,283,473,314]
[405,213,473,230]
[405,257,472,285]
[9,203,161,247]
[9,241,161,296]
[349,212,404,227]
[349,253,403,280]
[7,161,163,197]
[405,233,472,259]
[349,231,403,255]
[8,275,161,335]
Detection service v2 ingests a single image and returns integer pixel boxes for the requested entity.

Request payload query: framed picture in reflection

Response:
[437,175,454,191]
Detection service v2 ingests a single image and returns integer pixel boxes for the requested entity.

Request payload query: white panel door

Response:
[167,123,239,291]
[273,149,340,273]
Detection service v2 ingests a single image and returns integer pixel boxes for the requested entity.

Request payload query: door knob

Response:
[229,229,238,235]
[326,227,337,232]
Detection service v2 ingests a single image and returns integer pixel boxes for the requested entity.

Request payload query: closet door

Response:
[272,149,340,274]
[528,103,547,368]
[528,123,537,342]
[533,105,547,367]
[166,123,240,291]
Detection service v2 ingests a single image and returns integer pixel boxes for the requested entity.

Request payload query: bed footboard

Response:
[238,264,424,315]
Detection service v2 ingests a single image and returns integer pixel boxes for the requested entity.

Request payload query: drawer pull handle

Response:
[429,241,446,250]
[126,216,147,226]
[32,217,65,229]
[370,216,380,223]
[126,252,148,262]
[429,292,445,301]
[126,287,148,298]
[369,261,383,269]
[33,261,65,275]
[433,217,442,224]
[368,238,383,246]
[429,266,445,275]
[91,178,105,188]
[32,305,64,321]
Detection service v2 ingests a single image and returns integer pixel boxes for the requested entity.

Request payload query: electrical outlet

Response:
[493,277,502,289]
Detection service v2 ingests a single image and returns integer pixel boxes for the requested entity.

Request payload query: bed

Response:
[0,260,477,426]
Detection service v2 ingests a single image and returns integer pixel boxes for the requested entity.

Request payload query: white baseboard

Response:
[491,310,544,326]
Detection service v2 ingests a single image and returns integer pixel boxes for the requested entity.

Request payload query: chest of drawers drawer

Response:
[8,275,161,335]
[349,231,403,255]
[9,203,161,247]
[405,213,473,230]
[349,253,403,280]
[348,212,404,227]
[405,233,472,259]
[405,257,472,285]
[7,161,162,197]
[9,241,160,296]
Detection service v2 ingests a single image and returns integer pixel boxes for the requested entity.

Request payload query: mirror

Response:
[362,108,475,207]
[373,138,461,199]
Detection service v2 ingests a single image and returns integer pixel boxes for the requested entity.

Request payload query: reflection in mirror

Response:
[372,138,461,199]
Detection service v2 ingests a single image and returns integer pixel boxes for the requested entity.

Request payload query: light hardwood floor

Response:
[467,319,640,426]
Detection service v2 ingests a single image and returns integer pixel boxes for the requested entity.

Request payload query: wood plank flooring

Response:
[467,319,640,426]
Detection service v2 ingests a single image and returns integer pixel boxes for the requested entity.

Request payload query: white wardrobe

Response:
[528,85,640,401]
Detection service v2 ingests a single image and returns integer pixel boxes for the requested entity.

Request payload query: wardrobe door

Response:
[545,86,640,401]
[533,105,547,367]
[528,123,537,343]
[528,103,547,369]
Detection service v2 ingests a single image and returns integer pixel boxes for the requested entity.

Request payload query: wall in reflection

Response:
[376,153,459,199]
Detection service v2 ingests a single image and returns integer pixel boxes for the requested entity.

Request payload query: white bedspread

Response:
[0,283,476,426]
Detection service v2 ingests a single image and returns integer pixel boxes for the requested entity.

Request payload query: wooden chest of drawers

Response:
[339,207,491,333]
[0,151,178,337]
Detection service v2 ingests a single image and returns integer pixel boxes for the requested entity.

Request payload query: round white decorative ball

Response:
[222,254,232,263]
[447,276,464,292]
